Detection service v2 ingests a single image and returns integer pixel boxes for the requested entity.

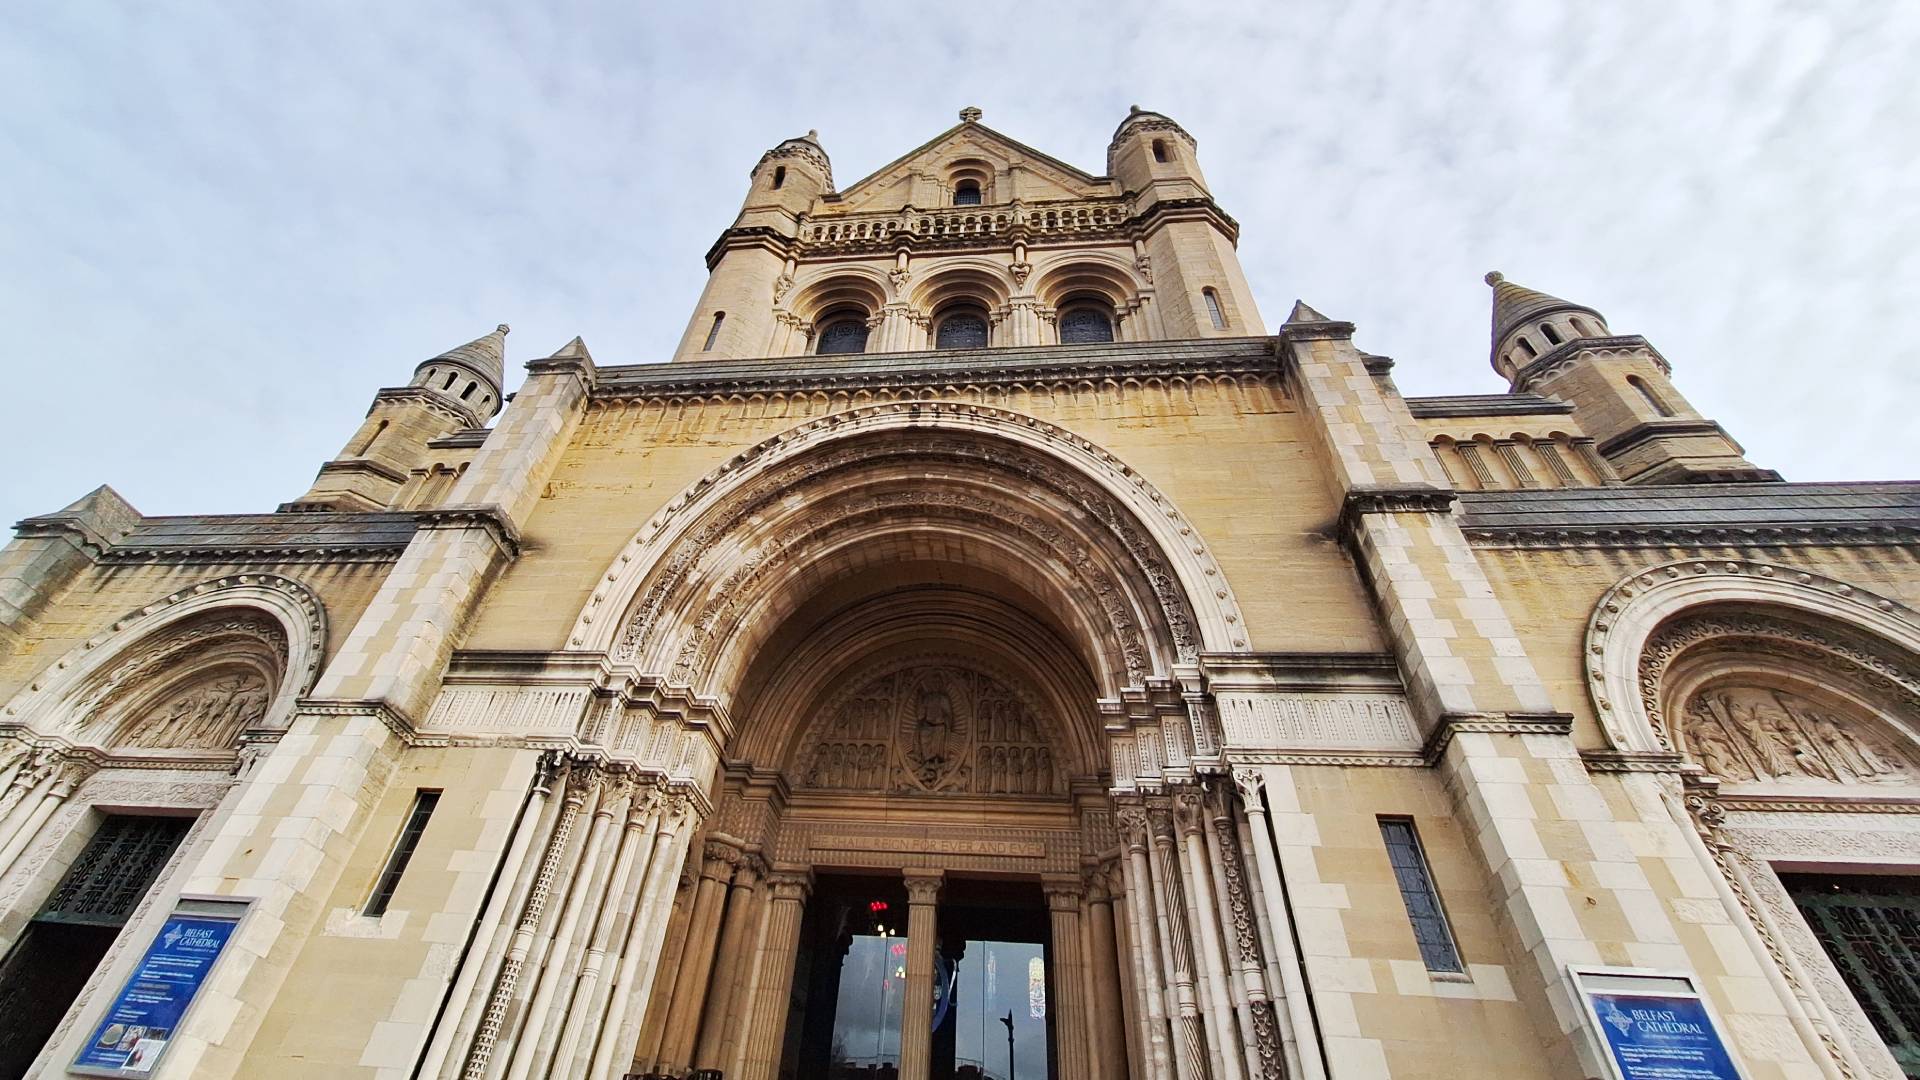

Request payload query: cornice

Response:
[12,510,419,566]
[703,225,798,270]
[590,337,1280,401]
[1406,393,1574,419]
[1336,485,1458,544]
[413,502,522,560]
[1458,482,1920,550]
[374,385,488,430]
[1465,523,1920,550]
[1276,318,1356,344]
[1423,711,1574,763]
[1510,334,1670,391]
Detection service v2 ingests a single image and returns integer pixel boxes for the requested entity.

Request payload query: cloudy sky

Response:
[3,2,1915,527]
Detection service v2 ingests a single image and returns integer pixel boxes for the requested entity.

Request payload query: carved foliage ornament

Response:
[801,662,1063,796]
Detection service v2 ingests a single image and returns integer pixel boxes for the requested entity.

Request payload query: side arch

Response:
[0,573,328,749]
[1585,559,1920,753]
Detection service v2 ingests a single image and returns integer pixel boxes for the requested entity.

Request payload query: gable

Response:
[826,122,1115,212]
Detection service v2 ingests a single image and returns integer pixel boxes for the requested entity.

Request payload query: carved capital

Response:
[1114,804,1151,851]
[903,869,945,905]
[1146,804,1178,845]
[1043,878,1084,912]
[1171,789,1208,837]
[767,870,813,902]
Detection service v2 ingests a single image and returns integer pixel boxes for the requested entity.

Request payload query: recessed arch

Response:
[0,574,327,755]
[1030,255,1145,312]
[1585,559,1920,754]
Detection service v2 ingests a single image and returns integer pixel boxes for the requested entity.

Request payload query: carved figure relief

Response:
[121,673,271,750]
[801,663,1063,795]
[1682,686,1913,786]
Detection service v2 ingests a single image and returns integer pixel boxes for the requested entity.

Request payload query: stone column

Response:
[656,844,736,1073]
[1044,879,1092,1080]
[1117,807,1176,1080]
[1090,876,1128,1076]
[1175,792,1245,1080]
[587,802,696,1080]
[899,869,944,1080]
[630,867,698,1069]
[694,857,764,1069]
[1231,768,1325,1080]
[1147,805,1207,1080]
[739,871,812,1080]
[549,784,661,1077]
[0,758,88,877]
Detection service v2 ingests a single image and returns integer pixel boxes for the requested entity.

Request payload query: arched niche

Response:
[1584,560,1920,757]
[0,574,326,758]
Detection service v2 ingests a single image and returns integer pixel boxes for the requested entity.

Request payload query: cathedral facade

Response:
[2,107,1919,1080]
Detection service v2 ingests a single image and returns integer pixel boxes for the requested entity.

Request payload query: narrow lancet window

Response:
[772,166,786,189]
[1203,288,1227,330]
[703,311,726,352]
[1628,374,1676,417]
[366,790,441,917]
[1542,323,1564,346]
[1152,139,1168,163]
[1379,817,1464,973]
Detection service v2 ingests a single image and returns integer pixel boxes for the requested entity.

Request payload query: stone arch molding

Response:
[0,573,327,753]
[1585,558,1920,756]
[568,402,1249,691]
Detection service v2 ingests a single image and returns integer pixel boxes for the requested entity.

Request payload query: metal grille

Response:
[816,319,869,355]
[1378,817,1463,973]
[1785,874,1920,1074]
[935,313,989,350]
[1059,308,1114,344]
[38,815,192,927]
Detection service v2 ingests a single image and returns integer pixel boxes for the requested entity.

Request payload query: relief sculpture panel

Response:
[1682,685,1914,786]
[801,663,1063,795]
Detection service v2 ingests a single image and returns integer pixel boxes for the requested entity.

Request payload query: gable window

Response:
[816,317,870,355]
[1059,306,1115,344]
[702,311,726,351]
[934,309,990,350]
[952,179,982,206]
[1203,288,1227,330]
[1379,817,1464,973]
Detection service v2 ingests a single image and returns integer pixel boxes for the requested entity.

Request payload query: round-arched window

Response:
[952,179,983,206]
[1059,306,1115,344]
[816,318,870,355]
[934,310,990,350]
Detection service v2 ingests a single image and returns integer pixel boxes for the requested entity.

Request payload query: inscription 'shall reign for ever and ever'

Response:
[2,105,1919,1080]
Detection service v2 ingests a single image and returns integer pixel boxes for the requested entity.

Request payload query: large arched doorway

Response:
[582,404,1247,1080]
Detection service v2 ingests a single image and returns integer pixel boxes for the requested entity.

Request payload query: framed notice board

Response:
[1570,966,1744,1080]
[71,896,252,1078]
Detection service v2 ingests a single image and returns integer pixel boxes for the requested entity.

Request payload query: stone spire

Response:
[420,323,510,392]
[1485,271,1607,369]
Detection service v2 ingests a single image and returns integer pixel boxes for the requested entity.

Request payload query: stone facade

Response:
[2,106,1918,1080]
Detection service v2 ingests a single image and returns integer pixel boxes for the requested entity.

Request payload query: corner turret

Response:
[285,324,511,512]
[1106,106,1209,201]
[1484,272,1776,484]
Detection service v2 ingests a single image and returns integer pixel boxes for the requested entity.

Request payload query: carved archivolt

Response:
[799,660,1065,797]
[0,574,325,754]
[564,403,1244,699]
[1584,560,1920,753]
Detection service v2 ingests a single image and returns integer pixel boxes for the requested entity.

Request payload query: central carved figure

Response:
[914,679,956,779]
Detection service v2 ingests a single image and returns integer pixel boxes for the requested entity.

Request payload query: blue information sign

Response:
[73,911,240,1077]
[1591,992,1741,1080]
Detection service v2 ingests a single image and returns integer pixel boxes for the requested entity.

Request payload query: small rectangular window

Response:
[1378,817,1464,973]
[365,790,441,916]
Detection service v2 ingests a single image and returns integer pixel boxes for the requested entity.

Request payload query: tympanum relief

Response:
[801,663,1064,795]
[119,673,271,750]
[1682,686,1914,786]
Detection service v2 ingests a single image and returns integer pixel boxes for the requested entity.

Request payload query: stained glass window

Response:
[935,313,989,350]
[817,319,870,355]
[1059,308,1114,344]
[1379,817,1463,972]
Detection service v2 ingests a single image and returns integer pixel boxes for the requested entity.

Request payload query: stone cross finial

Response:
[959,106,982,123]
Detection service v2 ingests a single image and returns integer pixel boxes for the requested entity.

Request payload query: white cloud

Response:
[2,0,1915,527]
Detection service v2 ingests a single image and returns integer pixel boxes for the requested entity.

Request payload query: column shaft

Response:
[1235,769,1325,1080]
[1119,812,1175,1080]
[694,864,764,1068]
[1045,883,1092,1080]
[1088,886,1131,1080]
[631,866,697,1069]
[899,870,944,1080]
[1177,800,1245,1080]
[657,851,733,1071]
[738,873,811,1080]
[586,811,693,1080]
[550,793,658,1077]
[1147,812,1207,1080]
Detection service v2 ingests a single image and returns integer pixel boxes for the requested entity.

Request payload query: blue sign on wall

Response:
[72,910,241,1077]
[1590,992,1742,1080]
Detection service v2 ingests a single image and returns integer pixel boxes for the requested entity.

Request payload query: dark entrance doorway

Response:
[1782,872,1920,1077]
[784,874,1055,1080]
[0,813,193,1079]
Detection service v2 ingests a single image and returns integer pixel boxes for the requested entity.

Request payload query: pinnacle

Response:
[547,336,594,362]
[1285,299,1331,324]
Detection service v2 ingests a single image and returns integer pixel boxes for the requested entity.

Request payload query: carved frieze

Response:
[800,662,1062,796]
[1683,686,1913,786]
[1214,691,1418,751]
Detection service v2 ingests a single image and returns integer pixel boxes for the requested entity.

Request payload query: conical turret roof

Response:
[424,323,509,390]
[1486,271,1604,361]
